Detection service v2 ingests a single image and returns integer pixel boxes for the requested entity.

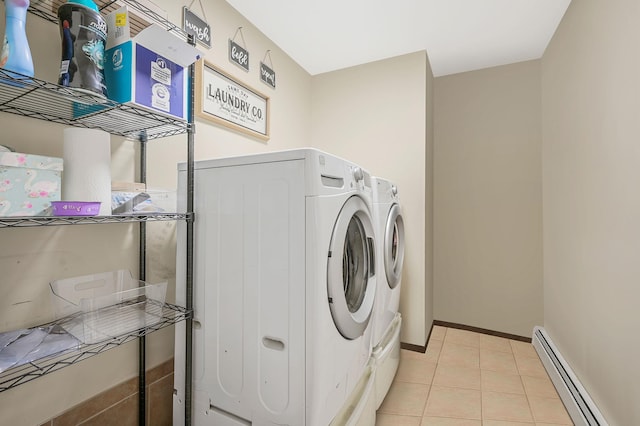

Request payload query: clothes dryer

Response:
[173,148,377,426]
[370,176,405,408]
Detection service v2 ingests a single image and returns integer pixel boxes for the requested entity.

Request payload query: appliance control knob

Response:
[352,167,364,181]
[391,185,398,196]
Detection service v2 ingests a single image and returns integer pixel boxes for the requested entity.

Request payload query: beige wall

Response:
[541,1,640,424]
[310,51,432,346]
[434,60,543,337]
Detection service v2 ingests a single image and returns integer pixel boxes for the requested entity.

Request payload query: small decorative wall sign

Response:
[229,27,249,71]
[196,60,269,141]
[183,3,211,48]
[260,50,276,89]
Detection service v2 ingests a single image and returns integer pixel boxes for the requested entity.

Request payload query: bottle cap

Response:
[66,0,99,12]
[4,0,30,18]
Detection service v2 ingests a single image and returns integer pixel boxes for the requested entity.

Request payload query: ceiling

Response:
[224,0,571,77]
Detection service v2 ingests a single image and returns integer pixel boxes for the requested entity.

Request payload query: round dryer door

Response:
[384,203,405,289]
[327,196,376,340]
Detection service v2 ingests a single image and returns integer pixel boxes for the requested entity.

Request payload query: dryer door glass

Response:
[384,204,405,289]
[327,195,376,340]
[343,215,368,312]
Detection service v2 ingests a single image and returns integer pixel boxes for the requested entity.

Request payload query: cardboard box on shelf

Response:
[103,6,201,121]
[0,152,63,216]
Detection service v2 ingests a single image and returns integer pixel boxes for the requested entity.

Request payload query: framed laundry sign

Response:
[196,60,270,140]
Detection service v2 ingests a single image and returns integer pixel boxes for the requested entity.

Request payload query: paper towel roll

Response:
[62,128,112,216]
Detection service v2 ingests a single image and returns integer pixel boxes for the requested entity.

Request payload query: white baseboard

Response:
[532,326,608,426]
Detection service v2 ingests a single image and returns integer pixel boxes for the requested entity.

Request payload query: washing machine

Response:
[173,148,377,426]
[370,177,405,408]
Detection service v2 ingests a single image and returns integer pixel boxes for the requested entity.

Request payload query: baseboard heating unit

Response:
[532,326,608,426]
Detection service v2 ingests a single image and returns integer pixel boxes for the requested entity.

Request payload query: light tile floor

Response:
[376,325,574,426]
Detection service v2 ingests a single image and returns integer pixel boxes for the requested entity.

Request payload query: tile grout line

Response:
[422,328,441,419]
[523,380,537,425]
[422,326,446,420]
[516,358,537,425]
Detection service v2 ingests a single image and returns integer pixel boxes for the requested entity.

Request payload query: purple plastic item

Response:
[51,201,101,216]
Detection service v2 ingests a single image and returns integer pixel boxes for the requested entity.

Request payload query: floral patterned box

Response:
[0,152,63,216]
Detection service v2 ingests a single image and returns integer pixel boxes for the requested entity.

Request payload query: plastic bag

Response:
[18,325,80,365]
[0,326,81,373]
[0,328,48,372]
[0,329,28,351]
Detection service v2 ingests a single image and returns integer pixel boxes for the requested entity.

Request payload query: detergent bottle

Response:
[57,0,107,97]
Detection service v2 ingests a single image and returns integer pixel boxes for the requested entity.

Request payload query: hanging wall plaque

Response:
[183,7,211,48]
[260,50,276,89]
[196,60,269,141]
[229,39,249,71]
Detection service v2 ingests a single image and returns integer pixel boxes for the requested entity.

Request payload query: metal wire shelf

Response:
[0,212,192,228]
[0,68,190,140]
[0,302,190,393]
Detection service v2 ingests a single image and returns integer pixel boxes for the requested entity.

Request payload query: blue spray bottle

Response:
[0,0,34,81]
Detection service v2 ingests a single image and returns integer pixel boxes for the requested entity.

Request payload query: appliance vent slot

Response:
[321,175,344,188]
[532,327,609,426]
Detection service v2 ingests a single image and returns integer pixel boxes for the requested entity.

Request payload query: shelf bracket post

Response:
[138,129,148,426]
